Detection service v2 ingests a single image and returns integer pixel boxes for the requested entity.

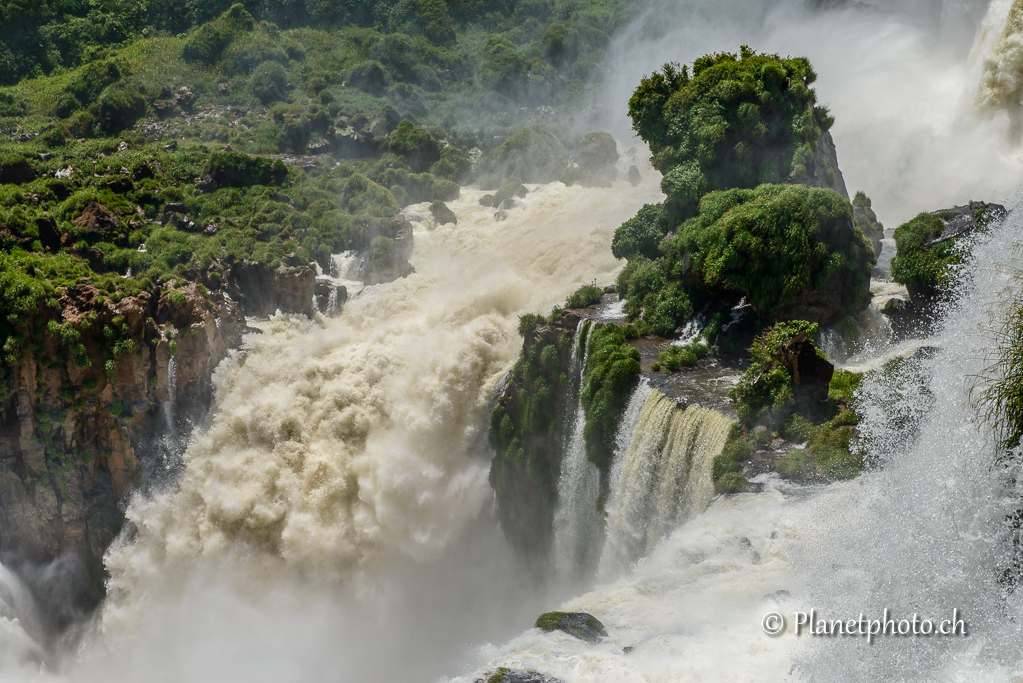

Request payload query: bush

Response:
[659,343,703,372]
[348,60,391,96]
[715,471,747,493]
[182,4,255,64]
[565,284,602,309]
[729,321,819,424]
[664,184,873,322]
[206,151,286,187]
[389,120,440,173]
[251,61,287,103]
[611,203,670,260]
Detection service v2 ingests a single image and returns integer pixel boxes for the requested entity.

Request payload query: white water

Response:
[552,322,603,585]
[0,175,658,682]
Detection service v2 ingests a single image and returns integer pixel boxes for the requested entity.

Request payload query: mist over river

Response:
[3,1,1023,682]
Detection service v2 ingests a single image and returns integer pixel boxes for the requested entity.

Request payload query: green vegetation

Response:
[613,48,872,336]
[891,204,1005,301]
[658,341,708,372]
[535,611,567,631]
[979,285,1023,453]
[776,412,861,481]
[729,320,820,424]
[565,283,602,309]
[711,424,751,493]
[580,323,641,472]
[629,47,836,212]
[488,313,578,557]
[890,212,955,298]
[486,668,511,683]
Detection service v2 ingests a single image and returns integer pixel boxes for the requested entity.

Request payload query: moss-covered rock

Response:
[534,611,608,642]
[580,323,641,472]
[852,191,884,260]
[429,200,456,225]
[729,321,834,426]
[891,201,1007,304]
[488,312,580,561]
[484,125,568,185]
[629,48,846,213]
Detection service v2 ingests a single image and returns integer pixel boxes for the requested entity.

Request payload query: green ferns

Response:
[729,320,820,424]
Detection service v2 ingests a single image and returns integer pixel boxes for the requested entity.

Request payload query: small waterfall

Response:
[818,327,847,362]
[158,356,178,469]
[552,321,602,583]
[325,285,340,316]
[599,391,733,576]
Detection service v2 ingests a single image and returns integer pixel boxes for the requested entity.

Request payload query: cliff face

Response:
[0,283,243,595]
[488,313,580,564]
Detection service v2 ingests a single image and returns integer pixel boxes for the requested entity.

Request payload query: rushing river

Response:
[4,1,1023,682]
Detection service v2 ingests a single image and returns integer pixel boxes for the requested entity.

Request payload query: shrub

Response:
[565,284,602,309]
[664,184,873,322]
[629,49,834,210]
[611,203,670,260]
[389,120,440,173]
[348,61,390,96]
[251,61,287,104]
[715,471,747,493]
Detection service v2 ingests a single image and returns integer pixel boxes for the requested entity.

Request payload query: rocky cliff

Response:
[0,283,243,601]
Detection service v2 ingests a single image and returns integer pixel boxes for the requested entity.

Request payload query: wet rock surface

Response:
[535,611,608,643]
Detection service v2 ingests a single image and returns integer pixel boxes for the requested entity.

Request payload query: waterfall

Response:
[599,391,733,576]
[324,285,340,317]
[551,321,602,584]
[818,327,847,363]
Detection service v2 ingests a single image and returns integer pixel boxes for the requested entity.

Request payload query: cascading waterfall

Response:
[552,321,602,584]
[599,391,733,577]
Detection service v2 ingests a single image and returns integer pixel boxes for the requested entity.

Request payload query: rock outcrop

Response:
[488,313,581,564]
[853,192,884,259]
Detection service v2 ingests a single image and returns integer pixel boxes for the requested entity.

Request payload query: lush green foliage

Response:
[667,184,871,320]
[729,320,819,424]
[890,212,958,296]
[580,323,641,472]
[628,47,832,210]
[979,284,1023,453]
[565,283,602,309]
[658,341,708,372]
[488,315,577,556]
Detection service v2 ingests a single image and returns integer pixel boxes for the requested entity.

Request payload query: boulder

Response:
[534,611,608,643]
[73,202,121,241]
